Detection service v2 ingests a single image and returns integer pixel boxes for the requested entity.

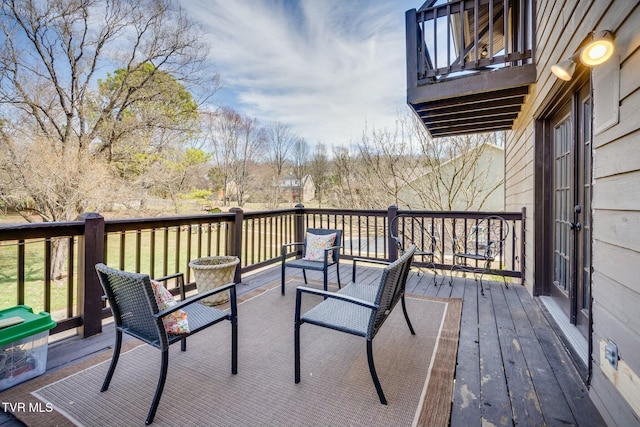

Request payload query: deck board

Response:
[1,262,606,426]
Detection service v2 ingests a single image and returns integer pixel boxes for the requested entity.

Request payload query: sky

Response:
[181,0,420,147]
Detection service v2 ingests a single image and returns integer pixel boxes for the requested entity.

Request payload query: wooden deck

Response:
[1,262,605,426]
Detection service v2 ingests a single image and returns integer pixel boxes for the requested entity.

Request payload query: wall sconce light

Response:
[551,55,578,81]
[551,30,615,81]
[480,46,489,58]
[580,30,615,66]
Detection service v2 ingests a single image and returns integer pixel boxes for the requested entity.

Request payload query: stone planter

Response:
[188,256,239,306]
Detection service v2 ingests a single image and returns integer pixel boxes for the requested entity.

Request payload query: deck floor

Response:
[1,262,605,426]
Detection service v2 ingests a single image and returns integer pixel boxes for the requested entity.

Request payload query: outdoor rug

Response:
[1,279,461,427]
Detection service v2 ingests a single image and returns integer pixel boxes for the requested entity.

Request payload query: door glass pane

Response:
[553,117,571,293]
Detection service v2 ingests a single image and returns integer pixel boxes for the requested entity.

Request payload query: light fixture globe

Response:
[551,58,576,81]
[580,30,615,66]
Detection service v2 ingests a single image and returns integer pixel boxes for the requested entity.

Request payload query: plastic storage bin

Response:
[0,305,56,392]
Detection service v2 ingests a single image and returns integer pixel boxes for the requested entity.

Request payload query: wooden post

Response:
[388,205,398,262]
[294,204,305,247]
[229,207,243,283]
[78,213,105,338]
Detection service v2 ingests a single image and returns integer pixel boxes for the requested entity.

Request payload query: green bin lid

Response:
[0,305,57,347]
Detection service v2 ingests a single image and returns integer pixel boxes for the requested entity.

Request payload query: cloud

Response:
[183,0,417,146]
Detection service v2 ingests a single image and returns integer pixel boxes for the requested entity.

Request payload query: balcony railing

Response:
[0,206,525,339]
[408,0,534,84]
[406,0,536,137]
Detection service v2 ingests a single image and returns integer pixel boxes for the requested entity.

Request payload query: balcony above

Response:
[406,0,536,138]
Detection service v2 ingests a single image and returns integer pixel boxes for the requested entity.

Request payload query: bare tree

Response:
[331,118,422,209]
[202,108,240,206]
[332,145,361,208]
[291,137,310,203]
[202,108,265,207]
[402,117,503,211]
[264,121,297,207]
[0,0,215,277]
[308,143,332,207]
[232,116,265,207]
[331,114,503,213]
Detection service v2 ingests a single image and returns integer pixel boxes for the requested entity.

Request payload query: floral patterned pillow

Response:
[303,232,337,263]
[150,280,190,335]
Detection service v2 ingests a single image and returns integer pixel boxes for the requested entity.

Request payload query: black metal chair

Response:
[449,215,510,295]
[95,263,238,425]
[390,214,440,285]
[281,228,342,295]
[294,245,416,404]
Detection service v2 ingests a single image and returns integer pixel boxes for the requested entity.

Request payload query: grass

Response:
[0,223,291,319]
[0,226,235,319]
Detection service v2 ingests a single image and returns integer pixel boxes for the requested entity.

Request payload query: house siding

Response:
[505,1,640,426]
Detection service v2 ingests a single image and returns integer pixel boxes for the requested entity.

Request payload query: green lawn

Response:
[0,227,232,319]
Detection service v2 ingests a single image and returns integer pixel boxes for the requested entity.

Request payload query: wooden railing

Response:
[0,206,525,338]
[406,0,534,84]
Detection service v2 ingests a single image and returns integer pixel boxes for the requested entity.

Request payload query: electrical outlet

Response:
[605,340,619,369]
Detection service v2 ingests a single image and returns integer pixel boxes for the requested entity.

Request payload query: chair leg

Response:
[294,320,301,383]
[367,340,387,405]
[231,312,238,375]
[146,349,169,425]
[336,264,342,289]
[302,269,308,284]
[281,263,286,295]
[101,330,123,392]
[323,269,328,292]
[400,295,416,335]
[181,337,187,352]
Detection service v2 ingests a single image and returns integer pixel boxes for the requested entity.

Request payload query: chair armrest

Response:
[323,244,342,264]
[155,282,236,318]
[154,272,186,300]
[282,242,304,249]
[282,242,305,259]
[351,257,391,282]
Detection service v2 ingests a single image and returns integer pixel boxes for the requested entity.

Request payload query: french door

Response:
[549,83,592,338]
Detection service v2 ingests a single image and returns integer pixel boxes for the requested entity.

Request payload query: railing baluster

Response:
[45,238,52,312]
[150,229,156,277]
[163,227,169,277]
[135,230,141,273]
[17,239,25,305]
[67,236,74,318]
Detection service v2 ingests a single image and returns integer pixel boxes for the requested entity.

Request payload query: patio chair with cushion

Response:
[294,245,416,404]
[95,264,238,425]
[281,228,342,295]
[449,215,510,295]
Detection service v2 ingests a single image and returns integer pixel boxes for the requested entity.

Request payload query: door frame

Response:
[534,67,593,378]
[534,67,590,297]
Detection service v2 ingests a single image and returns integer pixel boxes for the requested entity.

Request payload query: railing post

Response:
[78,212,105,338]
[229,207,243,283]
[388,205,399,262]
[294,203,305,246]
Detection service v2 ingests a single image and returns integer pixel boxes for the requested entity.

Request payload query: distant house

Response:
[279,175,315,203]
[398,143,504,211]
